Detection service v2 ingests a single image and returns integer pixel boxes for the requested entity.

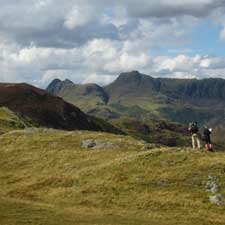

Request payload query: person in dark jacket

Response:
[203,126,213,151]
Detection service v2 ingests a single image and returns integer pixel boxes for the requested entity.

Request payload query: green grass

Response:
[0,129,225,224]
[0,107,38,135]
[58,84,107,113]
[0,107,27,134]
[111,117,190,147]
[66,96,106,112]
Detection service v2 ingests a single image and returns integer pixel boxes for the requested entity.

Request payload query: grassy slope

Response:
[57,87,225,145]
[110,117,189,147]
[58,84,107,113]
[62,95,105,113]
[213,124,225,147]
[0,107,27,134]
[0,129,225,225]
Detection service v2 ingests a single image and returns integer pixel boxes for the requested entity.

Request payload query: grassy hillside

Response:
[46,73,225,145]
[47,79,109,113]
[0,129,225,225]
[111,117,189,147]
[0,107,29,134]
[213,124,225,147]
[58,83,108,112]
[0,83,124,135]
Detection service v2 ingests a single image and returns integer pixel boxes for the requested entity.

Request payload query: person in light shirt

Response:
[188,122,201,149]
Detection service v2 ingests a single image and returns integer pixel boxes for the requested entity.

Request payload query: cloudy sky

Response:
[1,0,225,87]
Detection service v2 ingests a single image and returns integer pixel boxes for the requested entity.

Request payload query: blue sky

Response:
[150,19,225,57]
[191,19,224,56]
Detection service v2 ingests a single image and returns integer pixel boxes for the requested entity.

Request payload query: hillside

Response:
[0,83,122,134]
[111,117,190,147]
[0,107,28,134]
[47,72,225,145]
[105,71,225,124]
[0,129,225,225]
[106,71,225,100]
[47,79,109,112]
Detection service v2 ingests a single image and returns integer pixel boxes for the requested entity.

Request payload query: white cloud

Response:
[200,56,225,68]
[82,73,115,84]
[0,0,225,86]
[220,27,225,40]
[102,6,128,28]
[155,55,201,72]
[0,0,223,47]
[122,0,225,18]
[152,54,225,79]
[64,5,95,30]
[1,39,225,88]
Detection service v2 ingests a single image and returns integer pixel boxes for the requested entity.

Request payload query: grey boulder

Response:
[81,139,118,150]
[209,194,224,206]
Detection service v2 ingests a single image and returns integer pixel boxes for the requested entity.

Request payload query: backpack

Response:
[190,123,198,133]
[205,143,213,151]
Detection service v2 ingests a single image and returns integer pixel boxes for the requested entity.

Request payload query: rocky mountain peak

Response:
[46,78,74,95]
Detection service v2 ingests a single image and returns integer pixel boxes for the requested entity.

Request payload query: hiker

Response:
[203,126,213,151]
[188,122,201,149]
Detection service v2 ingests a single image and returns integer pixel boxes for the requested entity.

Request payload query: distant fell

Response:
[0,83,122,134]
[47,79,109,111]
[106,71,225,101]
[46,78,74,95]
[46,71,225,145]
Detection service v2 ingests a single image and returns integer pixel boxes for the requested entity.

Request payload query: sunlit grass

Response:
[0,129,225,225]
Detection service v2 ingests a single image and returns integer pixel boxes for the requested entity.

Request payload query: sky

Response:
[1,0,225,87]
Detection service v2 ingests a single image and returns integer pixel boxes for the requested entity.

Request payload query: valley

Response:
[46,71,225,146]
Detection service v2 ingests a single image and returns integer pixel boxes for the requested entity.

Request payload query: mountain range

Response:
[0,79,191,147]
[47,71,225,123]
[46,71,225,144]
[0,70,224,147]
